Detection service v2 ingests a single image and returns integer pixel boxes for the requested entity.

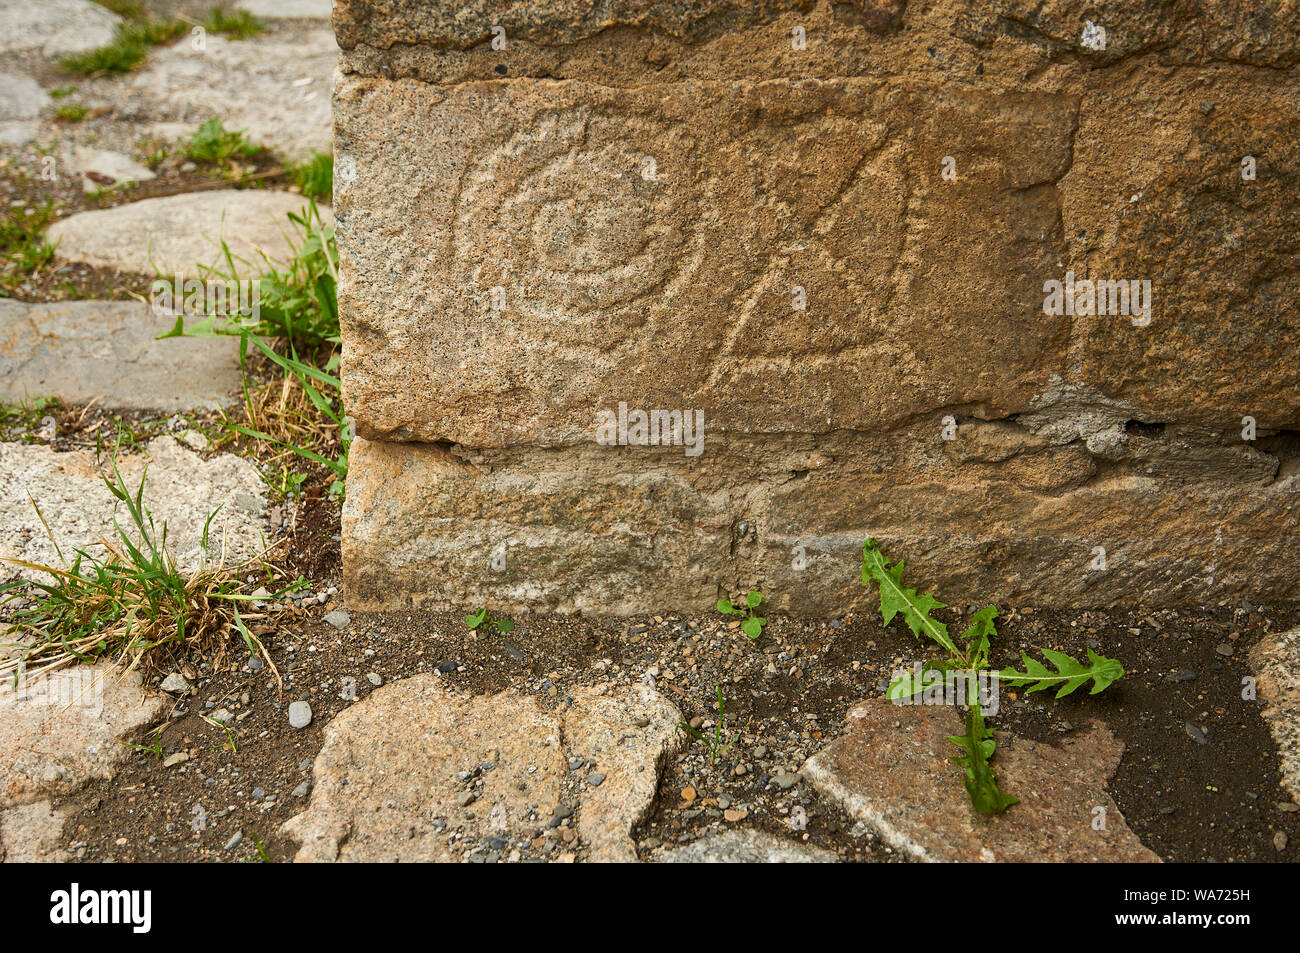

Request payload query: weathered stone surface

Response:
[0,666,164,811]
[568,685,684,862]
[124,30,337,162]
[0,73,48,147]
[236,0,333,18]
[0,800,71,863]
[64,147,156,193]
[46,190,328,276]
[804,697,1160,862]
[343,433,1299,614]
[1249,626,1300,803]
[0,437,268,583]
[338,75,1073,446]
[337,0,1300,616]
[0,0,118,57]
[0,299,240,411]
[653,829,838,863]
[281,675,681,862]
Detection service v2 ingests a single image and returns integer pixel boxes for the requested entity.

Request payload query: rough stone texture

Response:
[122,29,337,162]
[0,437,269,583]
[337,0,1300,615]
[0,0,119,57]
[0,73,48,147]
[46,190,329,276]
[804,697,1160,862]
[653,829,838,863]
[568,684,685,862]
[0,800,71,863]
[1249,626,1300,803]
[344,432,1298,615]
[0,299,240,411]
[0,666,164,811]
[64,147,156,193]
[282,675,681,862]
[237,0,333,18]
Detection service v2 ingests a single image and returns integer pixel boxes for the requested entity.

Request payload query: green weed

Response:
[716,589,767,639]
[861,538,1123,815]
[679,684,748,766]
[203,9,266,40]
[59,19,185,74]
[183,118,264,164]
[464,608,515,633]
[289,150,333,203]
[0,200,58,296]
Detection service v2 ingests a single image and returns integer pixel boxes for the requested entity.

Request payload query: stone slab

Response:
[0,73,48,147]
[803,697,1160,862]
[45,190,329,276]
[1249,626,1300,804]
[0,0,118,57]
[0,299,240,411]
[337,74,1074,446]
[124,30,337,162]
[282,676,681,862]
[342,434,1300,614]
[0,437,269,583]
[237,0,333,18]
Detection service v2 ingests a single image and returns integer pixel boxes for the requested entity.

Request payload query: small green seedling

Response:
[861,537,1123,815]
[123,726,166,761]
[678,684,749,766]
[464,607,515,633]
[717,590,767,639]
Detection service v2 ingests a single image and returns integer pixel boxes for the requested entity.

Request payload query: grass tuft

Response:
[183,118,264,164]
[289,150,333,203]
[0,200,59,297]
[59,18,186,74]
[0,464,289,688]
[203,9,267,40]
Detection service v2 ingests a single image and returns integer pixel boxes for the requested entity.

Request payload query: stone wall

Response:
[334,0,1300,616]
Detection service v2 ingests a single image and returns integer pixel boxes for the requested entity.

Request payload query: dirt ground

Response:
[33,482,1298,864]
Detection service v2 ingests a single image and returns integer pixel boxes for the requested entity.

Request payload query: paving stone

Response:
[567,684,683,862]
[0,436,269,584]
[45,190,329,276]
[0,0,118,57]
[0,299,240,412]
[64,147,156,193]
[236,0,333,18]
[1249,626,1300,803]
[803,696,1160,862]
[0,665,164,811]
[653,830,838,864]
[0,73,48,147]
[282,675,681,862]
[125,29,336,162]
[0,800,71,862]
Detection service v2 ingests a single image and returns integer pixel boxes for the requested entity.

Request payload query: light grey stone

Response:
[288,700,312,729]
[0,73,49,147]
[159,673,189,694]
[126,30,337,162]
[65,147,157,193]
[0,437,269,584]
[237,0,333,18]
[45,190,330,276]
[0,0,119,57]
[0,299,240,412]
